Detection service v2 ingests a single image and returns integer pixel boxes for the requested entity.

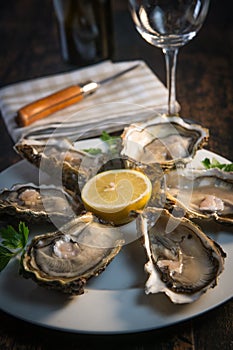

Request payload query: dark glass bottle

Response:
[53,0,113,66]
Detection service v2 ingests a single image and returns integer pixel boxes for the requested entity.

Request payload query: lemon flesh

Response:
[81,169,152,225]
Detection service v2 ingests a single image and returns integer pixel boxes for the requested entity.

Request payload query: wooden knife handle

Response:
[16,85,84,127]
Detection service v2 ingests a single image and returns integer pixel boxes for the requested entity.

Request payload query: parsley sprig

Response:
[202,158,233,172]
[83,131,121,156]
[82,147,102,155]
[100,130,119,145]
[0,222,29,272]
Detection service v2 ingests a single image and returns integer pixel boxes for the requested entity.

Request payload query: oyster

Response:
[166,168,233,224]
[21,212,124,295]
[0,183,83,224]
[14,138,105,194]
[121,115,209,170]
[136,207,226,303]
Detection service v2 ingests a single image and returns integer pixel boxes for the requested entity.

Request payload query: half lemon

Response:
[81,169,152,225]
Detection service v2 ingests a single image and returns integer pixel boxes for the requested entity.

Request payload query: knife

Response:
[16,63,140,127]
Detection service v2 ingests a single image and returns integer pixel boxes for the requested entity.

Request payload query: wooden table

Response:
[0,1,232,349]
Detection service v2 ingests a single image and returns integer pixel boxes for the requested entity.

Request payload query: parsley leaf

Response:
[0,222,30,272]
[18,222,29,247]
[100,131,121,156]
[83,148,102,155]
[1,224,23,250]
[0,246,16,272]
[100,130,118,143]
[202,157,233,172]
[201,158,211,168]
[82,131,121,156]
[222,164,233,171]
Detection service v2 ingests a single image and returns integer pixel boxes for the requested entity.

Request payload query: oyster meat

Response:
[166,168,233,224]
[0,183,83,224]
[21,212,124,295]
[136,207,226,303]
[121,115,209,170]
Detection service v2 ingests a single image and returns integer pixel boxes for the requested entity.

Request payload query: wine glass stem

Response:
[163,47,179,116]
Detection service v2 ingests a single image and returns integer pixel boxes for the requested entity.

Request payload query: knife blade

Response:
[16,63,140,127]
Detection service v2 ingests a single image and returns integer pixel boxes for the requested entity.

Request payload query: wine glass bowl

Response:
[129,0,210,115]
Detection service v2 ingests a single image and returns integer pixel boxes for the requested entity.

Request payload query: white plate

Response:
[0,147,232,334]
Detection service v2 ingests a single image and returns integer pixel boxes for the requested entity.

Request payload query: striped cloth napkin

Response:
[0,60,173,143]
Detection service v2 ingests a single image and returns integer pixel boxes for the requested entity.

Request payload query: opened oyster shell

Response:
[136,207,226,303]
[121,115,209,170]
[21,212,124,295]
[14,138,105,194]
[0,183,83,224]
[166,168,233,224]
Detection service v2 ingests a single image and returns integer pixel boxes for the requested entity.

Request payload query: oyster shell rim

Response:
[165,167,233,225]
[20,212,124,295]
[136,206,226,304]
[0,182,83,224]
[121,114,209,170]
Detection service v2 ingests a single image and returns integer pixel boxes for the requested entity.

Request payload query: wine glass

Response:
[129,0,210,116]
